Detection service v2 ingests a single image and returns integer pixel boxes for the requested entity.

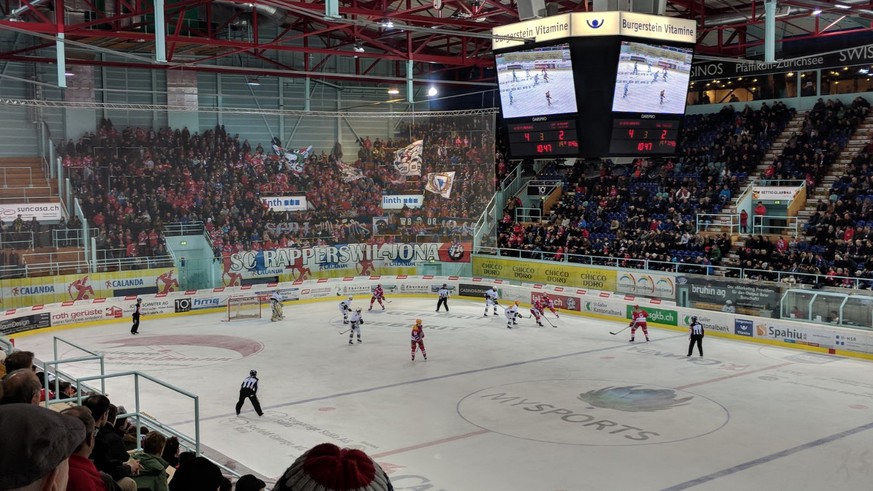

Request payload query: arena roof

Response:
[0,0,871,87]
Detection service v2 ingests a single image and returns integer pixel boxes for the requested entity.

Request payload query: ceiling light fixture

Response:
[354,42,365,53]
[427,86,438,97]
[247,78,260,86]
[387,88,400,95]
[381,19,394,28]
[834,4,851,9]
[812,8,822,15]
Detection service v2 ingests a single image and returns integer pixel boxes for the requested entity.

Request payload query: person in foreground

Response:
[274,442,394,491]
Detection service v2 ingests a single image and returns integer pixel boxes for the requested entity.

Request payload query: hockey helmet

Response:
[348,296,353,301]
[377,283,381,287]
[356,307,362,312]
[250,370,257,377]
[416,318,422,324]
[691,316,698,323]
[634,304,640,309]
[442,283,447,287]
[514,301,520,306]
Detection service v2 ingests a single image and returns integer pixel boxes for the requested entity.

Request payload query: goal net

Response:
[227,296,262,321]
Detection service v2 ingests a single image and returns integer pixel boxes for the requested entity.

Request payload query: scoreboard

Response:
[609,117,681,155]
[492,12,696,159]
[506,119,579,156]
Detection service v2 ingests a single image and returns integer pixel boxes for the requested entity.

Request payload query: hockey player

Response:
[542,295,560,318]
[545,91,552,107]
[270,291,285,322]
[484,287,499,316]
[531,299,545,327]
[629,305,650,342]
[349,308,364,344]
[339,296,353,324]
[369,284,386,311]
[411,319,427,361]
[505,301,520,329]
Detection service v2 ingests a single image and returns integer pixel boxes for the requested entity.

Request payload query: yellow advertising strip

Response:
[0,268,179,308]
[473,257,616,290]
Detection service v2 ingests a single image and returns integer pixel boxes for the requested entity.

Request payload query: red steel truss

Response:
[0,0,871,83]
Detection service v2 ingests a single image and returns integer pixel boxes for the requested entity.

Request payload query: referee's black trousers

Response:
[236,387,263,416]
[688,334,703,357]
[436,297,448,312]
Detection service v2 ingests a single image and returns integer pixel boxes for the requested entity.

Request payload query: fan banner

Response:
[393,140,423,176]
[425,172,455,199]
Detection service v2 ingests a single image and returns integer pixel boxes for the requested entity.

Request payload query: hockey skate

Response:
[368,306,372,311]
[493,311,498,316]
[484,313,488,317]
[537,322,544,327]
[629,338,634,342]
[382,305,385,310]
[349,340,353,345]
[357,338,362,343]
[344,320,349,324]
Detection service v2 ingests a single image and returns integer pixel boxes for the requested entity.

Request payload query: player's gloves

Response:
[516,313,522,318]
[359,319,364,325]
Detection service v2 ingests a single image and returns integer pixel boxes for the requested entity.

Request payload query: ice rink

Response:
[15,297,873,490]
[498,69,578,119]
[612,61,691,114]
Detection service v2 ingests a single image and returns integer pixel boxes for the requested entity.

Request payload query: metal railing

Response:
[476,246,873,289]
[0,166,34,187]
[514,206,542,222]
[0,194,57,204]
[164,221,205,237]
[74,371,203,457]
[51,226,99,248]
[751,214,800,237]
[696,213,740,234]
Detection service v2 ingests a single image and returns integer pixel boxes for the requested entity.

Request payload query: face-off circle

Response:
[457,379,729,446]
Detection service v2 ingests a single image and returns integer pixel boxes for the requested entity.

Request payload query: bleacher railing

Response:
[74,371,204,459]
[0,166,34,187]
[477,246,873,289]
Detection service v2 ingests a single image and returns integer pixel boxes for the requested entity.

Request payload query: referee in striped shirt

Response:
[236,370,264,416]
[687,316,704,357]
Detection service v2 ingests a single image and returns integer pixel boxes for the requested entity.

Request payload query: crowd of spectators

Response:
[59,116,495,262]
[496,103,793,273]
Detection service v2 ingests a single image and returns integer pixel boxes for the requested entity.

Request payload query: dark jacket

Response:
[90,423,132,480]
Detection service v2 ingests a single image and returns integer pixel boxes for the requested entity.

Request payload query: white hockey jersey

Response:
[485,288,499,303]
[339,299,353,312]
[504,305,519,321]
[350,311,363,325]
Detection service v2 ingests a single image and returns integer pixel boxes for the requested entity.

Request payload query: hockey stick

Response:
[543,316,557,328]
[339,328,351,335]
[609,324,632,336]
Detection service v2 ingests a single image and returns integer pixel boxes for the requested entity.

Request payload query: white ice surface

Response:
[16,297,873,490]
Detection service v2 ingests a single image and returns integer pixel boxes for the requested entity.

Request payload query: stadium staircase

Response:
[754,111,808,178]
[0,156,82,276]
[714,112,806,271]
[722,110,873,271]
[796,111,873,226]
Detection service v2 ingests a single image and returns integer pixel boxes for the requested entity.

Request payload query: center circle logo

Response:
[457,379,728,446]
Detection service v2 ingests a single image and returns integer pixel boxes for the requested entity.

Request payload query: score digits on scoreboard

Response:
[506,119,579,157]
[608,118,680,155]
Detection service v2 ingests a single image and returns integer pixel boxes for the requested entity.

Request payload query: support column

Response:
[764,0,777,62]
[406,60,414,104]
[304,77,311,112]
[56,0,66,88]
[155,0,167,62]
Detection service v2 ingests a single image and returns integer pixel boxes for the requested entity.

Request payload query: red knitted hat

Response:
[276,443,393,491]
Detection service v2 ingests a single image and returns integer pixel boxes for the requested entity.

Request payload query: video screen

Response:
[496,43,578,119]
[611,41,693,114]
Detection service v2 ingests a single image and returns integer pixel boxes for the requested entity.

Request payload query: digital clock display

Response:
[609,118,681,155]
[506,119,580,158]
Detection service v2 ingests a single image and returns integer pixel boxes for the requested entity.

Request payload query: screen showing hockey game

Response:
[611,41,693,114]
[496,43,578,119]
